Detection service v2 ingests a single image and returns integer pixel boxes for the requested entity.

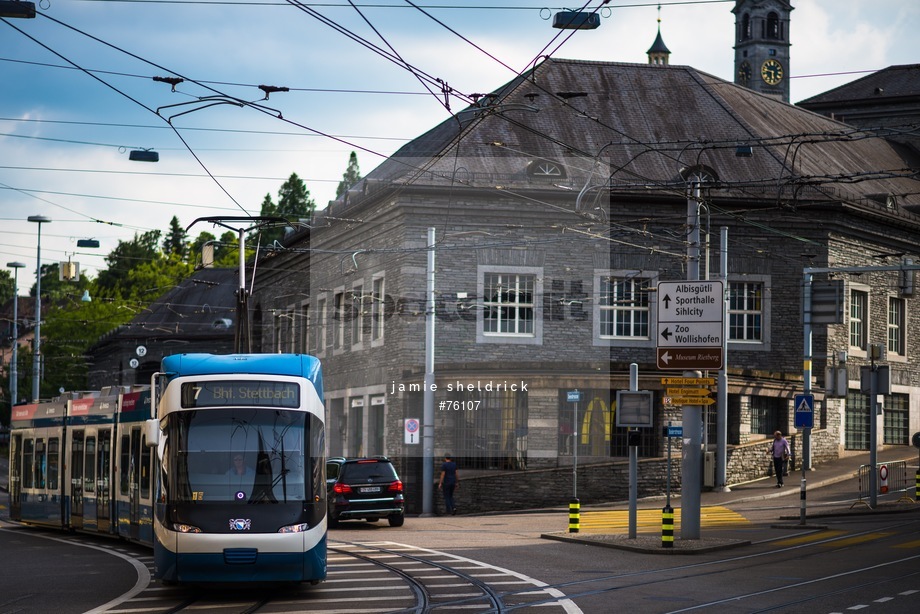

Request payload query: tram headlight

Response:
[278,523,309,533]
[172,523,202,533]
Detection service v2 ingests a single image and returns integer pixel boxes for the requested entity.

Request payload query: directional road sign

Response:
[665,396,716,406]
[660,377,715,386]
[656,280,724,370]
[794,393,814,429]
[665,388,712,397]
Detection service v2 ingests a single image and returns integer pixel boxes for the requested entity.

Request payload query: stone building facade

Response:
[251,59,920,513]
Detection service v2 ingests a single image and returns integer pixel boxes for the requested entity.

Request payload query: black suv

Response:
[326,457,405,527]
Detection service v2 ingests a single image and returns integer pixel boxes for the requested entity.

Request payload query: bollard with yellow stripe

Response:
[916,471,919,502]
[662,505,674,548]
[569,498,580,533]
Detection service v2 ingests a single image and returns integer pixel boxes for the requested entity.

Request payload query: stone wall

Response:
[430,428,843,514]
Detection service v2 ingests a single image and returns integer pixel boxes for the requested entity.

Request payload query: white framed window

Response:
[350,282,364,350]
[888,296,906,356]
[333,290,345,351]
[598,275,651,339]
[314,297,326,355]
[849,287,869,351]
[476,266,543,345]
[729,281,763,342]
[484,273,534,335]
[299,303,309,353]
[371,274,385,345]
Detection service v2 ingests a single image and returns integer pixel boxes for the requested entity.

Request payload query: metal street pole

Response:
[628,363,638,539]
[716,227,729,491]
[7,261,26,407]
[422,227,436,515]
[27,215,50,402]
[680,179,703,539]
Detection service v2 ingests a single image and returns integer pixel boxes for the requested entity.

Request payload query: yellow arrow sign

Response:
[660,377,715,385]
[664,396,716,406]
[666,388,712,396]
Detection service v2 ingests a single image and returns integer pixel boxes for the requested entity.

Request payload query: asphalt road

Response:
[0,524,144,614]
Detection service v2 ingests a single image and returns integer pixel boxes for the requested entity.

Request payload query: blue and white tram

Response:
[148,353,327,584]
[6,353,326,585]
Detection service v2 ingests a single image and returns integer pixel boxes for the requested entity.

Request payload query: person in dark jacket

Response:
[438,454,459,515]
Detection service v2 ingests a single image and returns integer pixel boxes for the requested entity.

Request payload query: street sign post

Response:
[794,393,814,429]
[656,280,724,370]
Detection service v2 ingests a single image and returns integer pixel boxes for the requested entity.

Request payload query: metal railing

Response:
[852,460,915,508]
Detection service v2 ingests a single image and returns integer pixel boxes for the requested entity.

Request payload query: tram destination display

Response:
[181,380,301,408]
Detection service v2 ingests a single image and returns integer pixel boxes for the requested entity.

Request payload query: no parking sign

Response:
[404,418,420,444]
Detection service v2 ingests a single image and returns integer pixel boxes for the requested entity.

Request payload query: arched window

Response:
[741,14,751,40]
[767,12,780,39]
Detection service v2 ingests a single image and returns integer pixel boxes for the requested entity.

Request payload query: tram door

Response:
[70,430,85,529]
[83,433,97,529]
[10,434,22,520]
[129,427,141,541]
[96,429,112,532]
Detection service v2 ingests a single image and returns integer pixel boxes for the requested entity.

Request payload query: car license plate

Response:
[359,486,381,493]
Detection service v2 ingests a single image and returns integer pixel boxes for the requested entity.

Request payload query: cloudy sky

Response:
[1,0,917,282]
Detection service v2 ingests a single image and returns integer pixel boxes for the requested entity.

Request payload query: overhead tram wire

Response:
[4,15,252,217]
[9,7,912,270]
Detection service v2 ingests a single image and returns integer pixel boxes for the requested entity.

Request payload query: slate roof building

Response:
[798,64,920,156]
[252,58,920,512]
[85,267,238,390]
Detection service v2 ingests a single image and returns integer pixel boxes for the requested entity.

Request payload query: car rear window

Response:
[341,461,397,481]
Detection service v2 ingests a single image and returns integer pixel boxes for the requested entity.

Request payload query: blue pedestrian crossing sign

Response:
[794,393,814,429]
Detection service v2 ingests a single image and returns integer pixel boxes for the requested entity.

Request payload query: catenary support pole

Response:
[681,180,702,539]
[628,363,638,539]
[422,227,436,515]
[717,226,729,492]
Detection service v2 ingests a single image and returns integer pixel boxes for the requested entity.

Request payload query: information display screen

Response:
[180,381,300,408]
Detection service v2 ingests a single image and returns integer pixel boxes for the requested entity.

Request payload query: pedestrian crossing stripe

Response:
[577,506,749,533]
[772,530,846,546]
[894,539,920,549]
[821,532,893,547]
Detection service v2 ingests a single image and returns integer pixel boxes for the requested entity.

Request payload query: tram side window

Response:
[85,437,96,493]
[35,439,46,489]
[23,439,34,488]
[120,434,130,495]
[141,434,151,499]
[47,438,60,490]
[310,414,325,502]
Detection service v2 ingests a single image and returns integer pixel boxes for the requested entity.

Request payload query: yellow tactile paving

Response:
[577,506,750,534]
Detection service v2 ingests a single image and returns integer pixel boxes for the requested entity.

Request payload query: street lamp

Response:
[28,215,50,402]
[7,261,26,407]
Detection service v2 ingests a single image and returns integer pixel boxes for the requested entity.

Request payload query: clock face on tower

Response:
[761,59,783,86]
[737,61,752,86]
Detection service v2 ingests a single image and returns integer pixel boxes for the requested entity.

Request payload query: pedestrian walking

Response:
[768,430,791,487]
[439,454,459,515]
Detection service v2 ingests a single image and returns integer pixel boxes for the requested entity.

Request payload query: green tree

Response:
[336,151,362,198]
[96,230,162,293]
[124,253,194,301]
[252,173,315,245]
[163,216,188,259]
[38,283,136,397]
[0,269,13,303]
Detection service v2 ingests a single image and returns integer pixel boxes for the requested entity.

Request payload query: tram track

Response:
[499,515,920,612]
[329,539,508,613]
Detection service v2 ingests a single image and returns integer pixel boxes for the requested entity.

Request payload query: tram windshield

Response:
[165,408,309,504]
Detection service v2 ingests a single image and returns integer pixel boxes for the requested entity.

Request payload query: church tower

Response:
[647,5,671,66]
[733,1,793,102]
